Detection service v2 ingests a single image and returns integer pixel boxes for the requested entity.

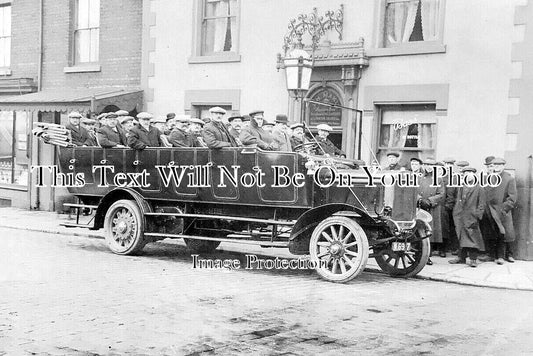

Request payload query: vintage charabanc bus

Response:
[52,142,431,283]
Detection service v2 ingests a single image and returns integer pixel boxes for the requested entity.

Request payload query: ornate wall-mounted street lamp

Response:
[277,6,344,121]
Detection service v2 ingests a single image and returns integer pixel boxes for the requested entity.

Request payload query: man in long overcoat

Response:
[484,157,517,264]
[66,111,90,146]
[127,112,162,149]
[168,116,194,147]
[239,110,276,150]
[449,167,486,267]
[202,107,237,149]
[271,114,292,152]
[418,158,445,263]
[97,113,127,148]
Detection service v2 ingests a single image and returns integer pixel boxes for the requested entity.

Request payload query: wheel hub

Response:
[116,220,128,234]
[330,243,344,257]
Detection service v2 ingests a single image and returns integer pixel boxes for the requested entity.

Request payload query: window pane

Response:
[3,5,10,36]
[205,0,228,17]
[89,28,99,62]
[202,17,234,54]
[77,0,89,29]
[384,0,419,46]
[0,111,14,184]
[4,36,10,67]
[75,30,90,63]
[14,112,29,186]
[89,0,100,28]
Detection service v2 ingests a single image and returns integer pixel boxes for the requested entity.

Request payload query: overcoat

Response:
[127,125,162,149]
[316,136,344,156]
[271,127,292,152]
[202,121,236,149]
[418,172,445,243]
[484,171,517,242]
[239,118,275,150]
[441,175,457,241]
[453,185,486,250]
[168,128,194,147]
[66,123,90,146]
[84,131,98,147]
[97,125,126,148]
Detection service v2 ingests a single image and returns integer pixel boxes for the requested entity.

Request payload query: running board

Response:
[144,232,290,248]
[63,203,99,209]
[144,212,295,226]
[60,222,95,229]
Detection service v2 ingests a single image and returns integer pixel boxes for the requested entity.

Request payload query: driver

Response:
[290,123,307,150]
[316,124,345,157]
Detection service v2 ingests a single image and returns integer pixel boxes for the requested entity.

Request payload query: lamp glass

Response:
[283,49,312,91]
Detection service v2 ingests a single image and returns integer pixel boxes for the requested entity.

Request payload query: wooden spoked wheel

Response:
[104,199,147,255]
[374,238,430,277]
[309,216,369,283]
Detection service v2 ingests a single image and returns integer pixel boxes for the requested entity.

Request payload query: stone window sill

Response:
[188,53,241,64]
[0,67,12,76]
[63,64,102,73]
[367,42,446,57]
[0,183,27,191]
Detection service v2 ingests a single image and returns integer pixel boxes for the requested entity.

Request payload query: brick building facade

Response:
[0,0,144,210]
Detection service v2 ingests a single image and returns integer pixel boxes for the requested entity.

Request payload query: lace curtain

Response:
[203,0,235,54]
[384,0,440,46]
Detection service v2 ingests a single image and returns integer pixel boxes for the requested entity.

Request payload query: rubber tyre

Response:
[104,199,147,255]
[309,216,369,283]
[374,238,430,278]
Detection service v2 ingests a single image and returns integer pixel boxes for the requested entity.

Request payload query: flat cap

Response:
[119,116,135,124]
[137,112,153,120]
[115,110,129,116]
[290,123,304,130]
[209,106,227,115]
[150,116,167,124]
[462,167,477,173]
[423,158,437,165]
[386,151,400,157]
[442,157,456,163]
[263,121,274,127]
[106,113,118,119]
[249,110,264,117]
[275,114,288,124]
[166,112,176,120]
[491,157,506,165]
[242,115,251,122]
[410,157,422,164]
[228,115,244,122]
[68,111,83,118]
[317,124,332,132]
[456,160,470,167]
[81,118,96,124]
[97,113,108,121]
[174,114,191,123]
[189,118,204,125]
[484,156,495,165]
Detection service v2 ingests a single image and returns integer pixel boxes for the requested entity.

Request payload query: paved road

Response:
[1,227,532,355]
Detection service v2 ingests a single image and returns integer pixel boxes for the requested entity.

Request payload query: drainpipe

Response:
[33,0,44,209]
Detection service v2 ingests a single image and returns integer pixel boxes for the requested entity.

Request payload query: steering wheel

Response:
[293,142,319,153]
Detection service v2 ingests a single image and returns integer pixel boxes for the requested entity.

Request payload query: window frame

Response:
[0,110,30,189]
[189,0,241,64]
[369,0,446,57]
[72,0,100,66]
[0,3,11,70]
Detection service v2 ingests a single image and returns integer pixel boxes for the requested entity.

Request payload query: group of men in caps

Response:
[65,106,345,156]
[385,152,516,267]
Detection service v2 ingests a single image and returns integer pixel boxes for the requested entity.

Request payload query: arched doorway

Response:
[304,85,345,154]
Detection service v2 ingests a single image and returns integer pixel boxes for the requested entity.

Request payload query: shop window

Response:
[378,105,436,166]
[74,0,100,64]
[0,4,11,68]
[0,111,30,186]
[382,0,443,48]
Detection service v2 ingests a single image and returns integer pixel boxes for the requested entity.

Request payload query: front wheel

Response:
[309,216,369,283]
[374,238,430,278]
[104,199,147,255]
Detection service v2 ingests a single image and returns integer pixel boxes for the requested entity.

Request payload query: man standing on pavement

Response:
[449,167,486,267]
[316,124,345,157]
[441,157,459,255]
[96,113,127,148]
[127,112,162,149]
[271,114,292,151]
[484,157,517,264]
[202,107,237,149]
[479,156,496,262]
[385,152,402,170]
[168,115,194,147]
[66,111,90,146]
[240,110,277,150]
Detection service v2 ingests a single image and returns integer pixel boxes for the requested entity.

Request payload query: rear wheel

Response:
[309,216,369,283]
[374,238,430,277]
[104,199,147,255]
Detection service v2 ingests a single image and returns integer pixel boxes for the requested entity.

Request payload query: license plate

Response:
[392,242,411,252]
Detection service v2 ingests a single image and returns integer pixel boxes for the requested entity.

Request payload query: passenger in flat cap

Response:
[484,157,516,264]
[315,124,345,157]
[271,114,292,152]
[168,115,194,148]
[202,107,238,149]
[227,115,244,146]
[97,113,127,148]
[239,110,277,150]
[81,118,98,146]
[189,118,207,147]
[290,123,308,150]
[409,157,423,173]
[119,116,136,133]
[66,111,91,146]
[385,151,402,171]
[128,112,162,149]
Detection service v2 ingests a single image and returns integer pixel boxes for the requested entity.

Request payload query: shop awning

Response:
[0,87,143,113]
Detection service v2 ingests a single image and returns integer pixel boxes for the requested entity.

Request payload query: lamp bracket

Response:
[282,5,344,57]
